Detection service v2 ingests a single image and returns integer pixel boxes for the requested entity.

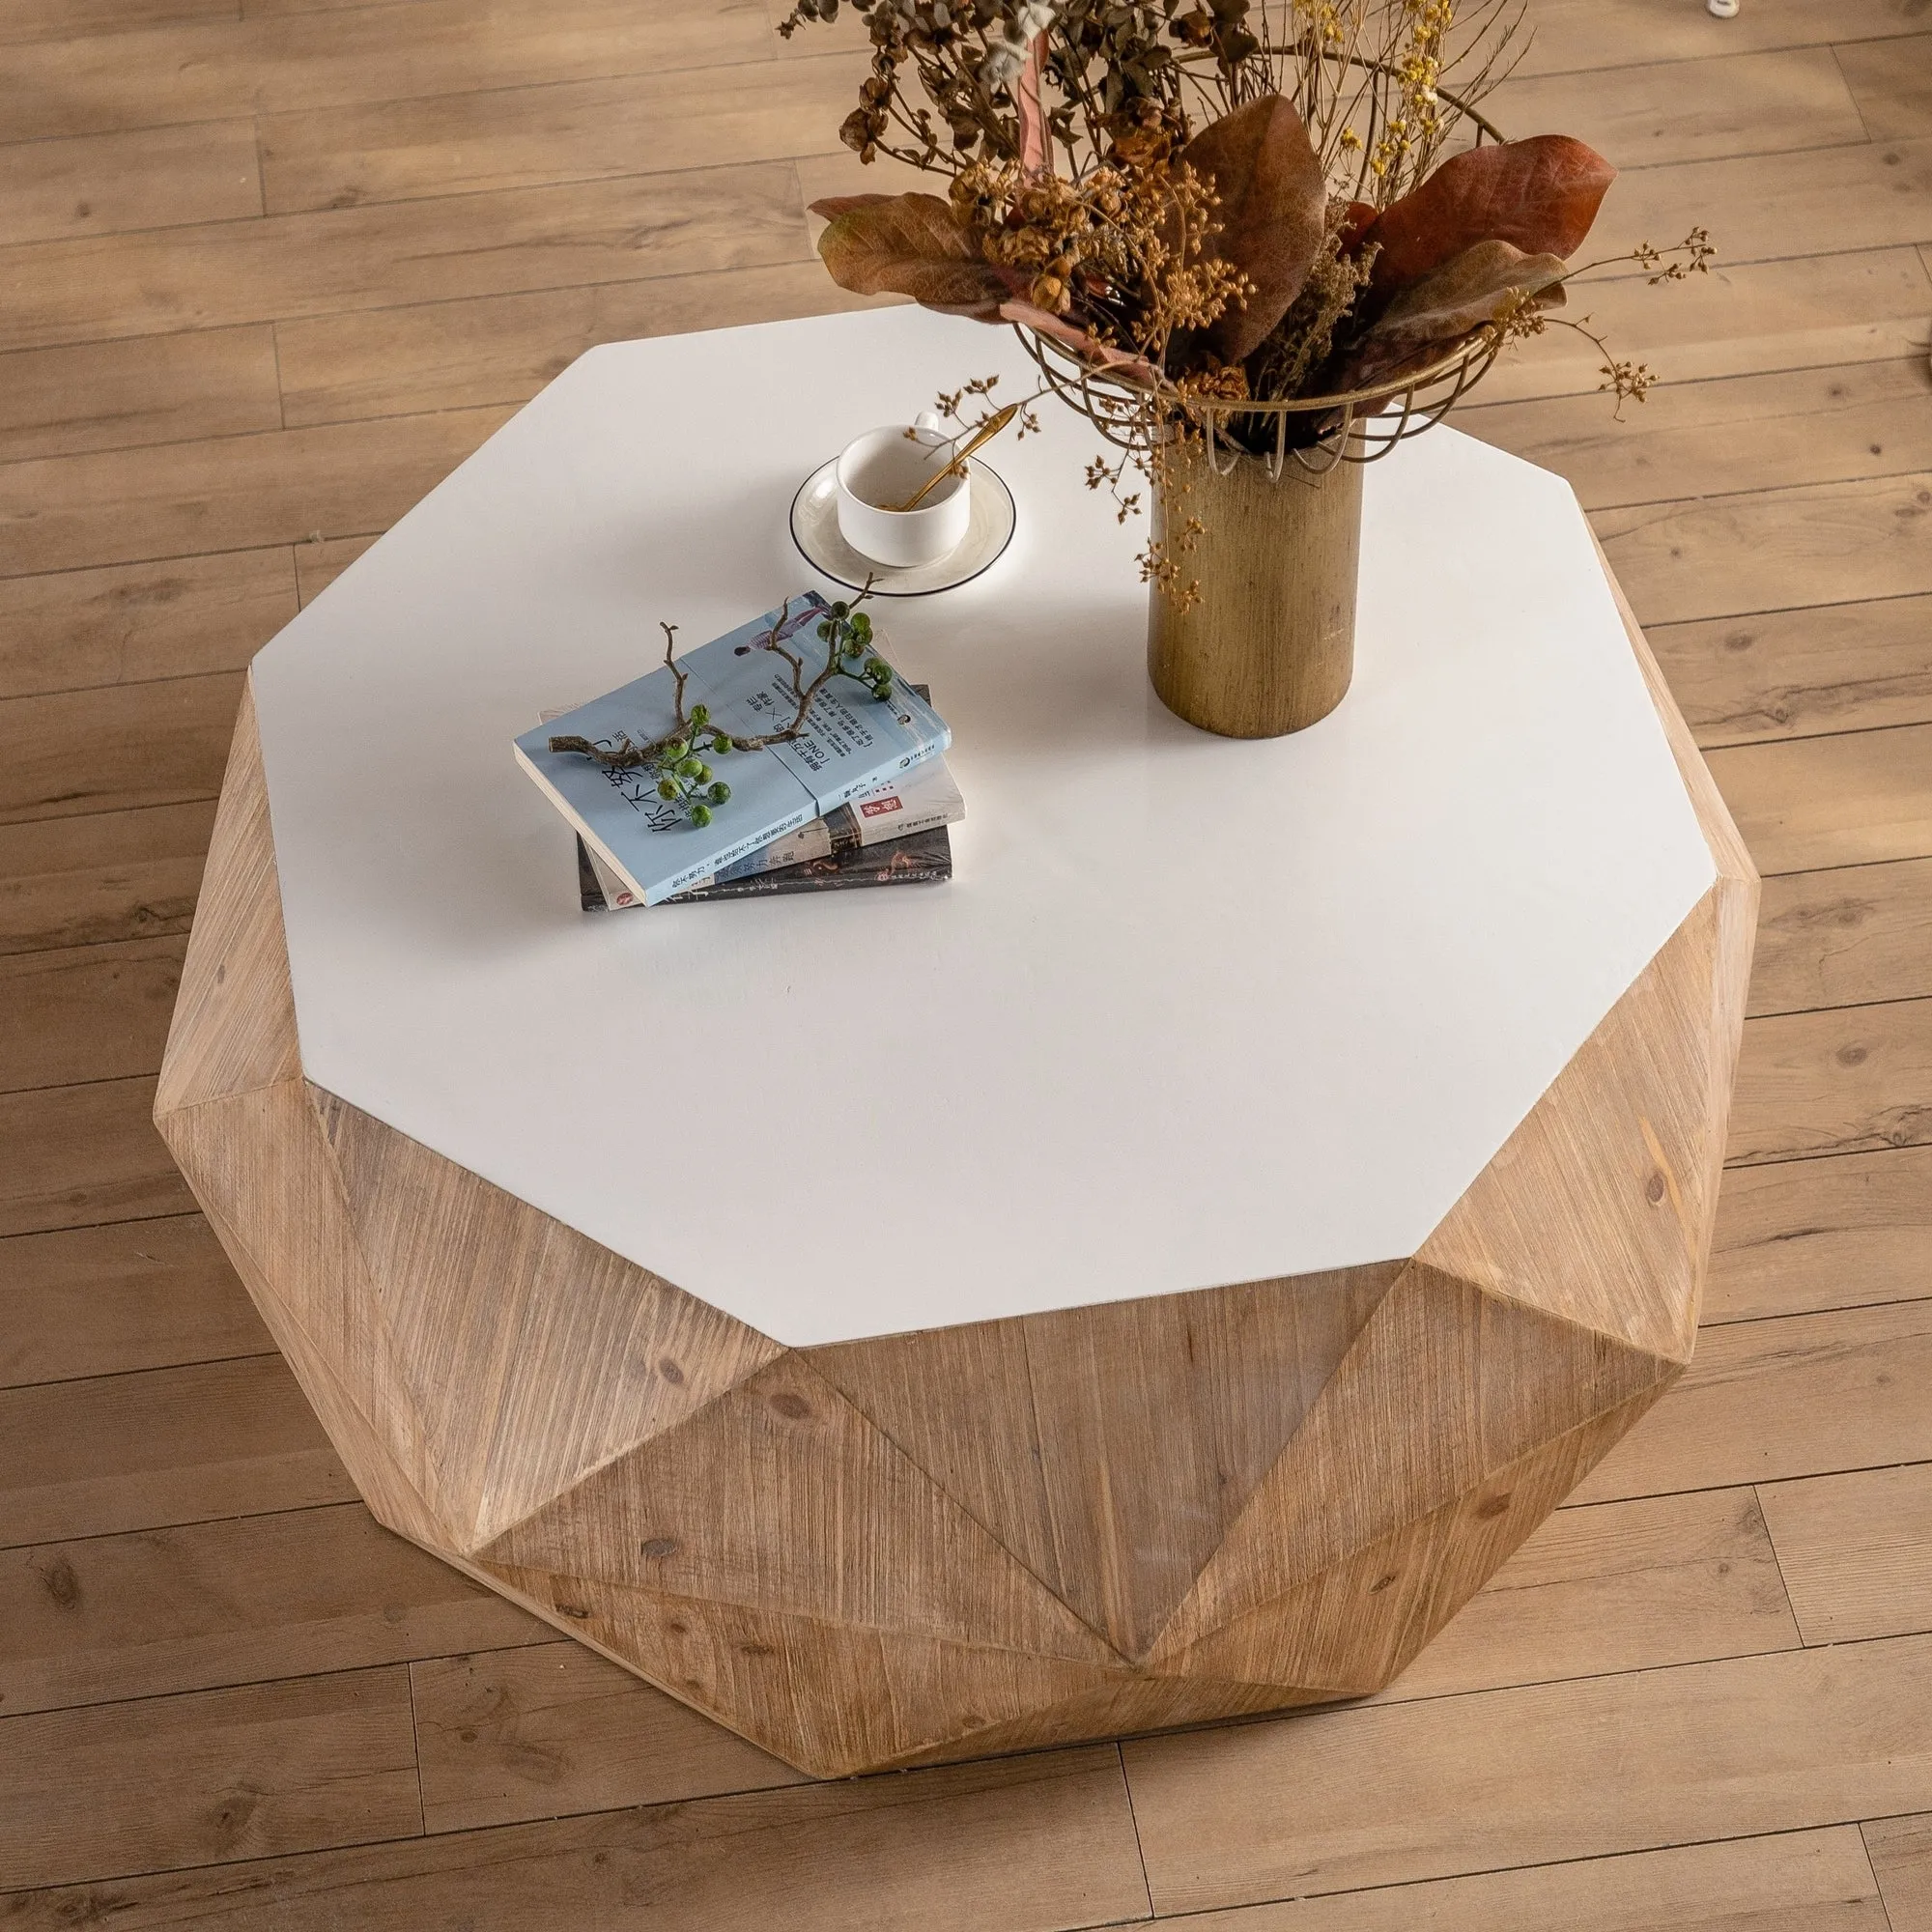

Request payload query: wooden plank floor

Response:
[2,0,1929,1921]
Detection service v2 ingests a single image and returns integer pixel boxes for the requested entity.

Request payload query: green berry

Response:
[676,756,702,779]
[656,778,677,801]
[711,733,732,753]
[708,781,730,805]
[689,702,709,726]
[831,600,849,616]
[690,802,712,828]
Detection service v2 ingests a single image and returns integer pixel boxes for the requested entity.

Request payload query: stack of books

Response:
[514,593,962,910]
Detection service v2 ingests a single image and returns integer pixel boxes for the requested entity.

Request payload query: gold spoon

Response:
[887,405,1019,513]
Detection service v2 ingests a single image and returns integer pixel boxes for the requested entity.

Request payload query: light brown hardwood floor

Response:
[2,0,1931,1923]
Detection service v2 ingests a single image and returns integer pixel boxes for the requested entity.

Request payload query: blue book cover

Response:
[514,593,950,907]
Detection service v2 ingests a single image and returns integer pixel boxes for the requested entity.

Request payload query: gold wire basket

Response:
[1010,74,1509,481]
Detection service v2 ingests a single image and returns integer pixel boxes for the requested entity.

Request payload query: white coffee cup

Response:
[835,412,972,569]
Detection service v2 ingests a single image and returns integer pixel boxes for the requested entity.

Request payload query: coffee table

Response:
[157,304,1755,1778]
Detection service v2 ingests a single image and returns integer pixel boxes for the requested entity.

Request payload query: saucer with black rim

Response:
[790,455,1016,597]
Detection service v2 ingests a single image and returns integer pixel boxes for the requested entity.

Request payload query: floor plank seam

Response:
[0,1346,280,1397]
[1117,1741,1158,1922]
[1698,1290,1932,1333]
[1130,1812,1932,1920]
[1749,1479,1814,1646]
[1856,1820,1906,1932]
[1559,1458,1932,1516]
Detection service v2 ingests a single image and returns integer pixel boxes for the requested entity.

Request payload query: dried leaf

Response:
[1336,199,1378,253]
[810,192,1026,316]
[1179,94,1326,363]
[999,299,1160,386]
[1017,31,1049,174]
[1329,239,1566,392]
[1361,135,1615,297]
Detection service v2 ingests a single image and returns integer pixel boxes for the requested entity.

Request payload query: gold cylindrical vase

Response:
[1148,439,1363,739]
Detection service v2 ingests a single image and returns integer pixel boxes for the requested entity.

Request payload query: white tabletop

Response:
[252,304,1714,1349]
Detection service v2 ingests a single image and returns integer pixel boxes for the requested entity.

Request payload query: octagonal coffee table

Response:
[157,305,1754,1779]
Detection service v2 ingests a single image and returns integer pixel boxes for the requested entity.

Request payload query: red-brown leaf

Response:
[1361,135,1615,296]
[1336,199,1378,253]
[1329,239,1566,392]
[810,192,1027,316]
[1179,94,1327,363]
[999,300,1159,386]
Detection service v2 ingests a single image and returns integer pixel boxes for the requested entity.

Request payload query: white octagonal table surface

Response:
[251,304,1715,1349]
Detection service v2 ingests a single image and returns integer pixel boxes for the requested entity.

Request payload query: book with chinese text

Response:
[576,751,963,907]
[513,593,950,907]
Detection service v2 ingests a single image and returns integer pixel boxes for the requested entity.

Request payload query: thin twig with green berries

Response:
[547,586,895,829]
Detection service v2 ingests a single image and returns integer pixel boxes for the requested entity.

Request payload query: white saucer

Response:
[790,455,1016,597]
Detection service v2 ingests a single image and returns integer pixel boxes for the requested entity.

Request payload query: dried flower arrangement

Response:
[781,0,1712,594]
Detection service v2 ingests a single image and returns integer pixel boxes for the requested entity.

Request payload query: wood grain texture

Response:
[1584,135,1932,270]
[1488,45,1867,171]
[0,803,213,956]
[1375,1485,1799,1704]
[1730,995,1932,1165]
[0,166,809,355]
[411,1641,805,1833]
[1834,31,1932,140]
[0,407,513,578]
[0,1,780,143]
[1705,1144,1932,1323]
[1708,724,1932,874]
[0,548,296,702]
[0,1353,355,1548]
[0,1212,264,1389]
[150,582,1749,1774]
[0,327,281,464]
[1123,1633,1932,1913]
[1144,1827,1889,1931]
[0,674,242,825]
[258,53,862,212]
[0,1742,1149,1931]
[0,0,237,46]
[274,265,885,428]
[0,1503,540,1718]
[1866,1812,1932,1932]
[0,120,261,246]
[0,1666,421,1890]
[1757,1463,1932,1645]
[1507,0,1927,77]
[1597,473,1932,630]
[1573,1297,1932,1506]
[1750,857,1932,1015]
[809,1263,1398,1661]
[310,1089,782,1553]
[154,683,295,1118]
[1648,595,1932,750]
[0,936,185,1094]
[1476,249,1932,407]
[11,0,1931,1903]
[1148,443,1361,739]
[1470,358,1932,513]
[0,1074,195,1238]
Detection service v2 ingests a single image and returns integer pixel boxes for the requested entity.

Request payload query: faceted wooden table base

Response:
[157,593,1753,1779]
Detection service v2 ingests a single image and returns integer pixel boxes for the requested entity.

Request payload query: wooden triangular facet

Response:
[154,677,300,1119]
[311,1090,783,1552]
[1415,887,1729,1365]
[810,1264,1400,1660]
